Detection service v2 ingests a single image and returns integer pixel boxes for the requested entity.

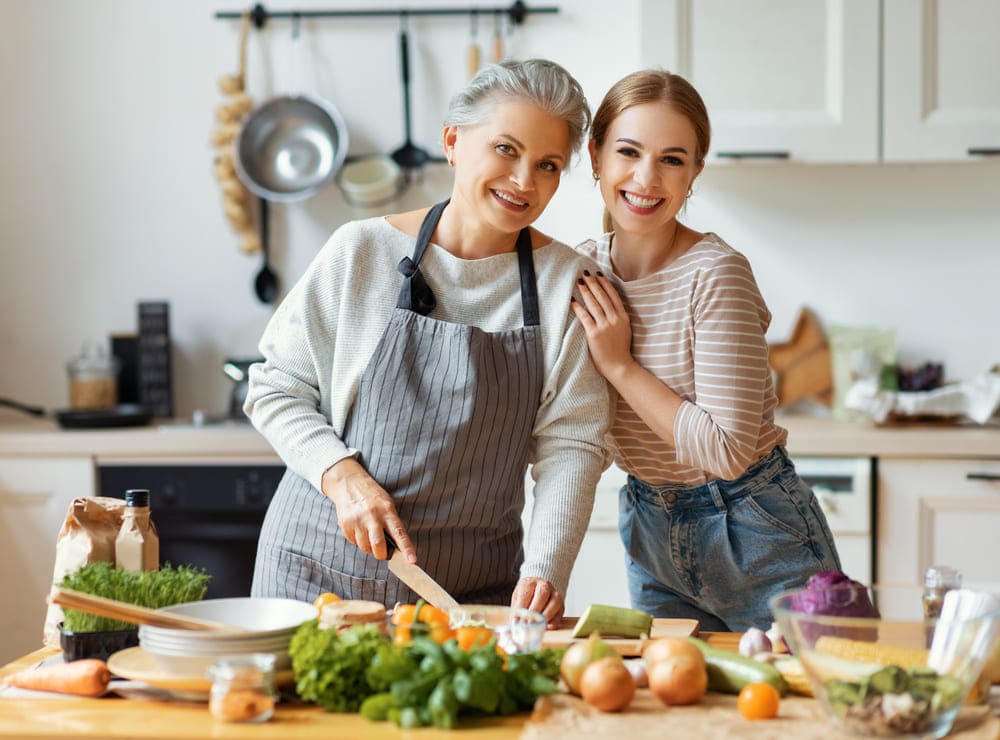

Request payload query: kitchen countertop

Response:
[2,637,997,740]
[1,414,998,460]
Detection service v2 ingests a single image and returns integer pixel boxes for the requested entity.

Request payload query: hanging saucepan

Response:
[235,93,349,203]
[235,17,349,203]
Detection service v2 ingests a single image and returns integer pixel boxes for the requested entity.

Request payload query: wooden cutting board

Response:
[542,617,699,656]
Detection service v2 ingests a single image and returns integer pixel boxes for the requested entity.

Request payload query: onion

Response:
[560,634,620,695]
[623,659,648,688]
[580,657,636,712]
[647,656,707,706]
[642,636,705,669]
[738,627,772,657]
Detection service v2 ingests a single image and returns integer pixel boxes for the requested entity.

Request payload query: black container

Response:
[59,622,138,662]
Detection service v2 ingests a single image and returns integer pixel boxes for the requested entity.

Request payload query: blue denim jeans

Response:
[619,446,842,632]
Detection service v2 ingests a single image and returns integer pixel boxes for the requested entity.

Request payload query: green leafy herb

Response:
[59,561,210,633]
[288,620,562,729]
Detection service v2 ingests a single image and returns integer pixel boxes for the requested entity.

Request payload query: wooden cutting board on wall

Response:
[541,618,699,656]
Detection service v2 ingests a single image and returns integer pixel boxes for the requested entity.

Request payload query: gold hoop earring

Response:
[686,188,693,198]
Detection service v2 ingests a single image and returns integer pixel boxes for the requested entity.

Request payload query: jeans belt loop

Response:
[708,481,727,512]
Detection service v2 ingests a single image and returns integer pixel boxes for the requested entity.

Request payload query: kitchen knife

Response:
[385,539,460,610]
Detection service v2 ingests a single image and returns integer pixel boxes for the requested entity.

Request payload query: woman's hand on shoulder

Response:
[321,458,416,563]
[512,577,564,628]
[570,271,636,384]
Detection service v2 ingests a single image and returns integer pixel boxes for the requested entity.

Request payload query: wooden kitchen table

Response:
[2,636,997,739]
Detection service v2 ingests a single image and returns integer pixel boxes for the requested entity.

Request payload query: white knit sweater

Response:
[246,216,612,593]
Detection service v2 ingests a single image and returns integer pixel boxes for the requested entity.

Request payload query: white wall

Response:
[1,0,997,421]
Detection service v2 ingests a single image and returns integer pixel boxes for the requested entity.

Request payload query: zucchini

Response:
[689,637,788,696]
[570,604,653,639]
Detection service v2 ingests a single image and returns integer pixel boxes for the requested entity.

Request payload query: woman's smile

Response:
[621,190,665,212]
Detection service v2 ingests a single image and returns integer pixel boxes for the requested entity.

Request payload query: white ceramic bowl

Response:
[139,597,316,676]
[336,155,402,207]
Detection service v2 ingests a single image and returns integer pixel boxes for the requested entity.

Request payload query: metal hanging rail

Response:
[214,2,559,29]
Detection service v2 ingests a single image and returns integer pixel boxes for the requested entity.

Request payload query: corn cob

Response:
[815,635,929,669]
[570,604,653,639]
[774,657,814,696]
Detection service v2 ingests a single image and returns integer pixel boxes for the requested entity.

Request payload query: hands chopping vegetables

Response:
[322,458,416,564]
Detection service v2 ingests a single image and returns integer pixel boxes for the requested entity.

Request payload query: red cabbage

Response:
[789,571,879,643]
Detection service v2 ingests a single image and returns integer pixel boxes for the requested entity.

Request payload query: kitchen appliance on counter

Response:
[98,462,285,599]
[223,358,262,421]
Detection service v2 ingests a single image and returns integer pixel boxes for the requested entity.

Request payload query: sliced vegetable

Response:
[390,600,454,645]
[2,658,110,697]
[570,604,652,639]
[774,657,814,696]
[689,637,787,696]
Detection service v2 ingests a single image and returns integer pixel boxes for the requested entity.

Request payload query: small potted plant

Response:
[58,562,210,662]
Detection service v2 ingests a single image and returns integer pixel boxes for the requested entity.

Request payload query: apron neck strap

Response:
[397,199,540,327]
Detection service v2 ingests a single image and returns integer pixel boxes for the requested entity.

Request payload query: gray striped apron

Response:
[252,200,544,607]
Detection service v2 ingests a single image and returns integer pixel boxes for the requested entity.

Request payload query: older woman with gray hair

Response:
[246,59,610,625]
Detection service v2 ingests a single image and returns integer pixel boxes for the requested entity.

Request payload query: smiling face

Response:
[590,101,704,241]
[444,98,570,237]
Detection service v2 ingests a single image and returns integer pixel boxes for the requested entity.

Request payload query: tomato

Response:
[455,626,494,651]
[737,682,781,720]
[389,601,455,645]
[312,592,341,610]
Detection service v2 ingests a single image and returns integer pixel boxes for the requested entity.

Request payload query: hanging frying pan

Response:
[0,398,154,429]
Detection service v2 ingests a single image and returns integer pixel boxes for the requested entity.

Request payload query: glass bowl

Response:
[448,605,546,654]
[771,583,999,738]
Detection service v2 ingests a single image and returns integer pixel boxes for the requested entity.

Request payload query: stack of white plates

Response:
[139,597,317,676]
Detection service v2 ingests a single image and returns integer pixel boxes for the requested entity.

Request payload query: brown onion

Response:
[560,634,619,695]
[647,655,707,706]
[580,657,636,712]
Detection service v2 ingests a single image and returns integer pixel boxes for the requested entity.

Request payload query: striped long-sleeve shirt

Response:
[576,232,787,486]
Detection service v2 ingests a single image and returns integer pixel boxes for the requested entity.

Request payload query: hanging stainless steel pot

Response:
[235,93,349,202]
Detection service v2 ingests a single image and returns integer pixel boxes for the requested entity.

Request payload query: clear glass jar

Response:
[66,342,119,410]
[922,565,962,620]
[207,654,276,723]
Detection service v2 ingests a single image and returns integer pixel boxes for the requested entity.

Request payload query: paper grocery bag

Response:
[42,496,125,648]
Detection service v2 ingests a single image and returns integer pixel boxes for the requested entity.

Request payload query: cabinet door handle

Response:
[966,473,1000,481]
[967,148,1000,157]
[715,150,790,160]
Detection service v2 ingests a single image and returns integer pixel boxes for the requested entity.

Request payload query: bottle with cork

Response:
[115,489,159,571]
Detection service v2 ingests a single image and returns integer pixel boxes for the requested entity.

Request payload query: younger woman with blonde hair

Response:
[572,70,840,631]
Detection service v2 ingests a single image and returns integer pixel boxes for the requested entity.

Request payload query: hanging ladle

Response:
[391,16,434,183]
[253,197,279,303]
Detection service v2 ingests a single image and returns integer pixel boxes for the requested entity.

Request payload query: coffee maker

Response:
[223,358,262,420]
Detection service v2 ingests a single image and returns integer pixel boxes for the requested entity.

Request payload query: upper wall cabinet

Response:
[883,0,1000,161]
[640,0,1000,163]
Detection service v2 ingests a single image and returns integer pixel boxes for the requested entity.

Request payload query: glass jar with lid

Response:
[66,342,119,410]
[207,653,276,723]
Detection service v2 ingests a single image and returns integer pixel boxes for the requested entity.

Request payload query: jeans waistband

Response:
[627,446,791,513]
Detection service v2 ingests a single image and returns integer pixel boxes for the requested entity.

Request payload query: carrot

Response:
[2,658,111,697]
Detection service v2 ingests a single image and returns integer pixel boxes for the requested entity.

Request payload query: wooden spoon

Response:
[51,587,246,633]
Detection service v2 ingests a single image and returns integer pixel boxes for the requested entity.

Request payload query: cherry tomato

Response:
[737,682,781,720]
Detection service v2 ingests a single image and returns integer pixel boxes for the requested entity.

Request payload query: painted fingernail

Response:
[583,269,591,277]
[577,278,585,285]
[570,296,576,302]
[597,271,604,277]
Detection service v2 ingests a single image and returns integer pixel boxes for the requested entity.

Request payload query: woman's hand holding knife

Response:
[321,458,417,563]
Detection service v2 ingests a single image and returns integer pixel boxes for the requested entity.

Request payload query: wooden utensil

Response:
[51,588,244,632]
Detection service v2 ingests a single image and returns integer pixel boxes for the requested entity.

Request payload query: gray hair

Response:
[444,58,591,162]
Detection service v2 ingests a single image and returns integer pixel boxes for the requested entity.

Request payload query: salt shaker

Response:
[207,654,276,723]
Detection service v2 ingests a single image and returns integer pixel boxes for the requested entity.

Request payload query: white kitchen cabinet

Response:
[0,457,95,665]
[639,0,1000,163]
[883,0,1000,161]
[877,458,1000,594]
[639,0,880,162]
